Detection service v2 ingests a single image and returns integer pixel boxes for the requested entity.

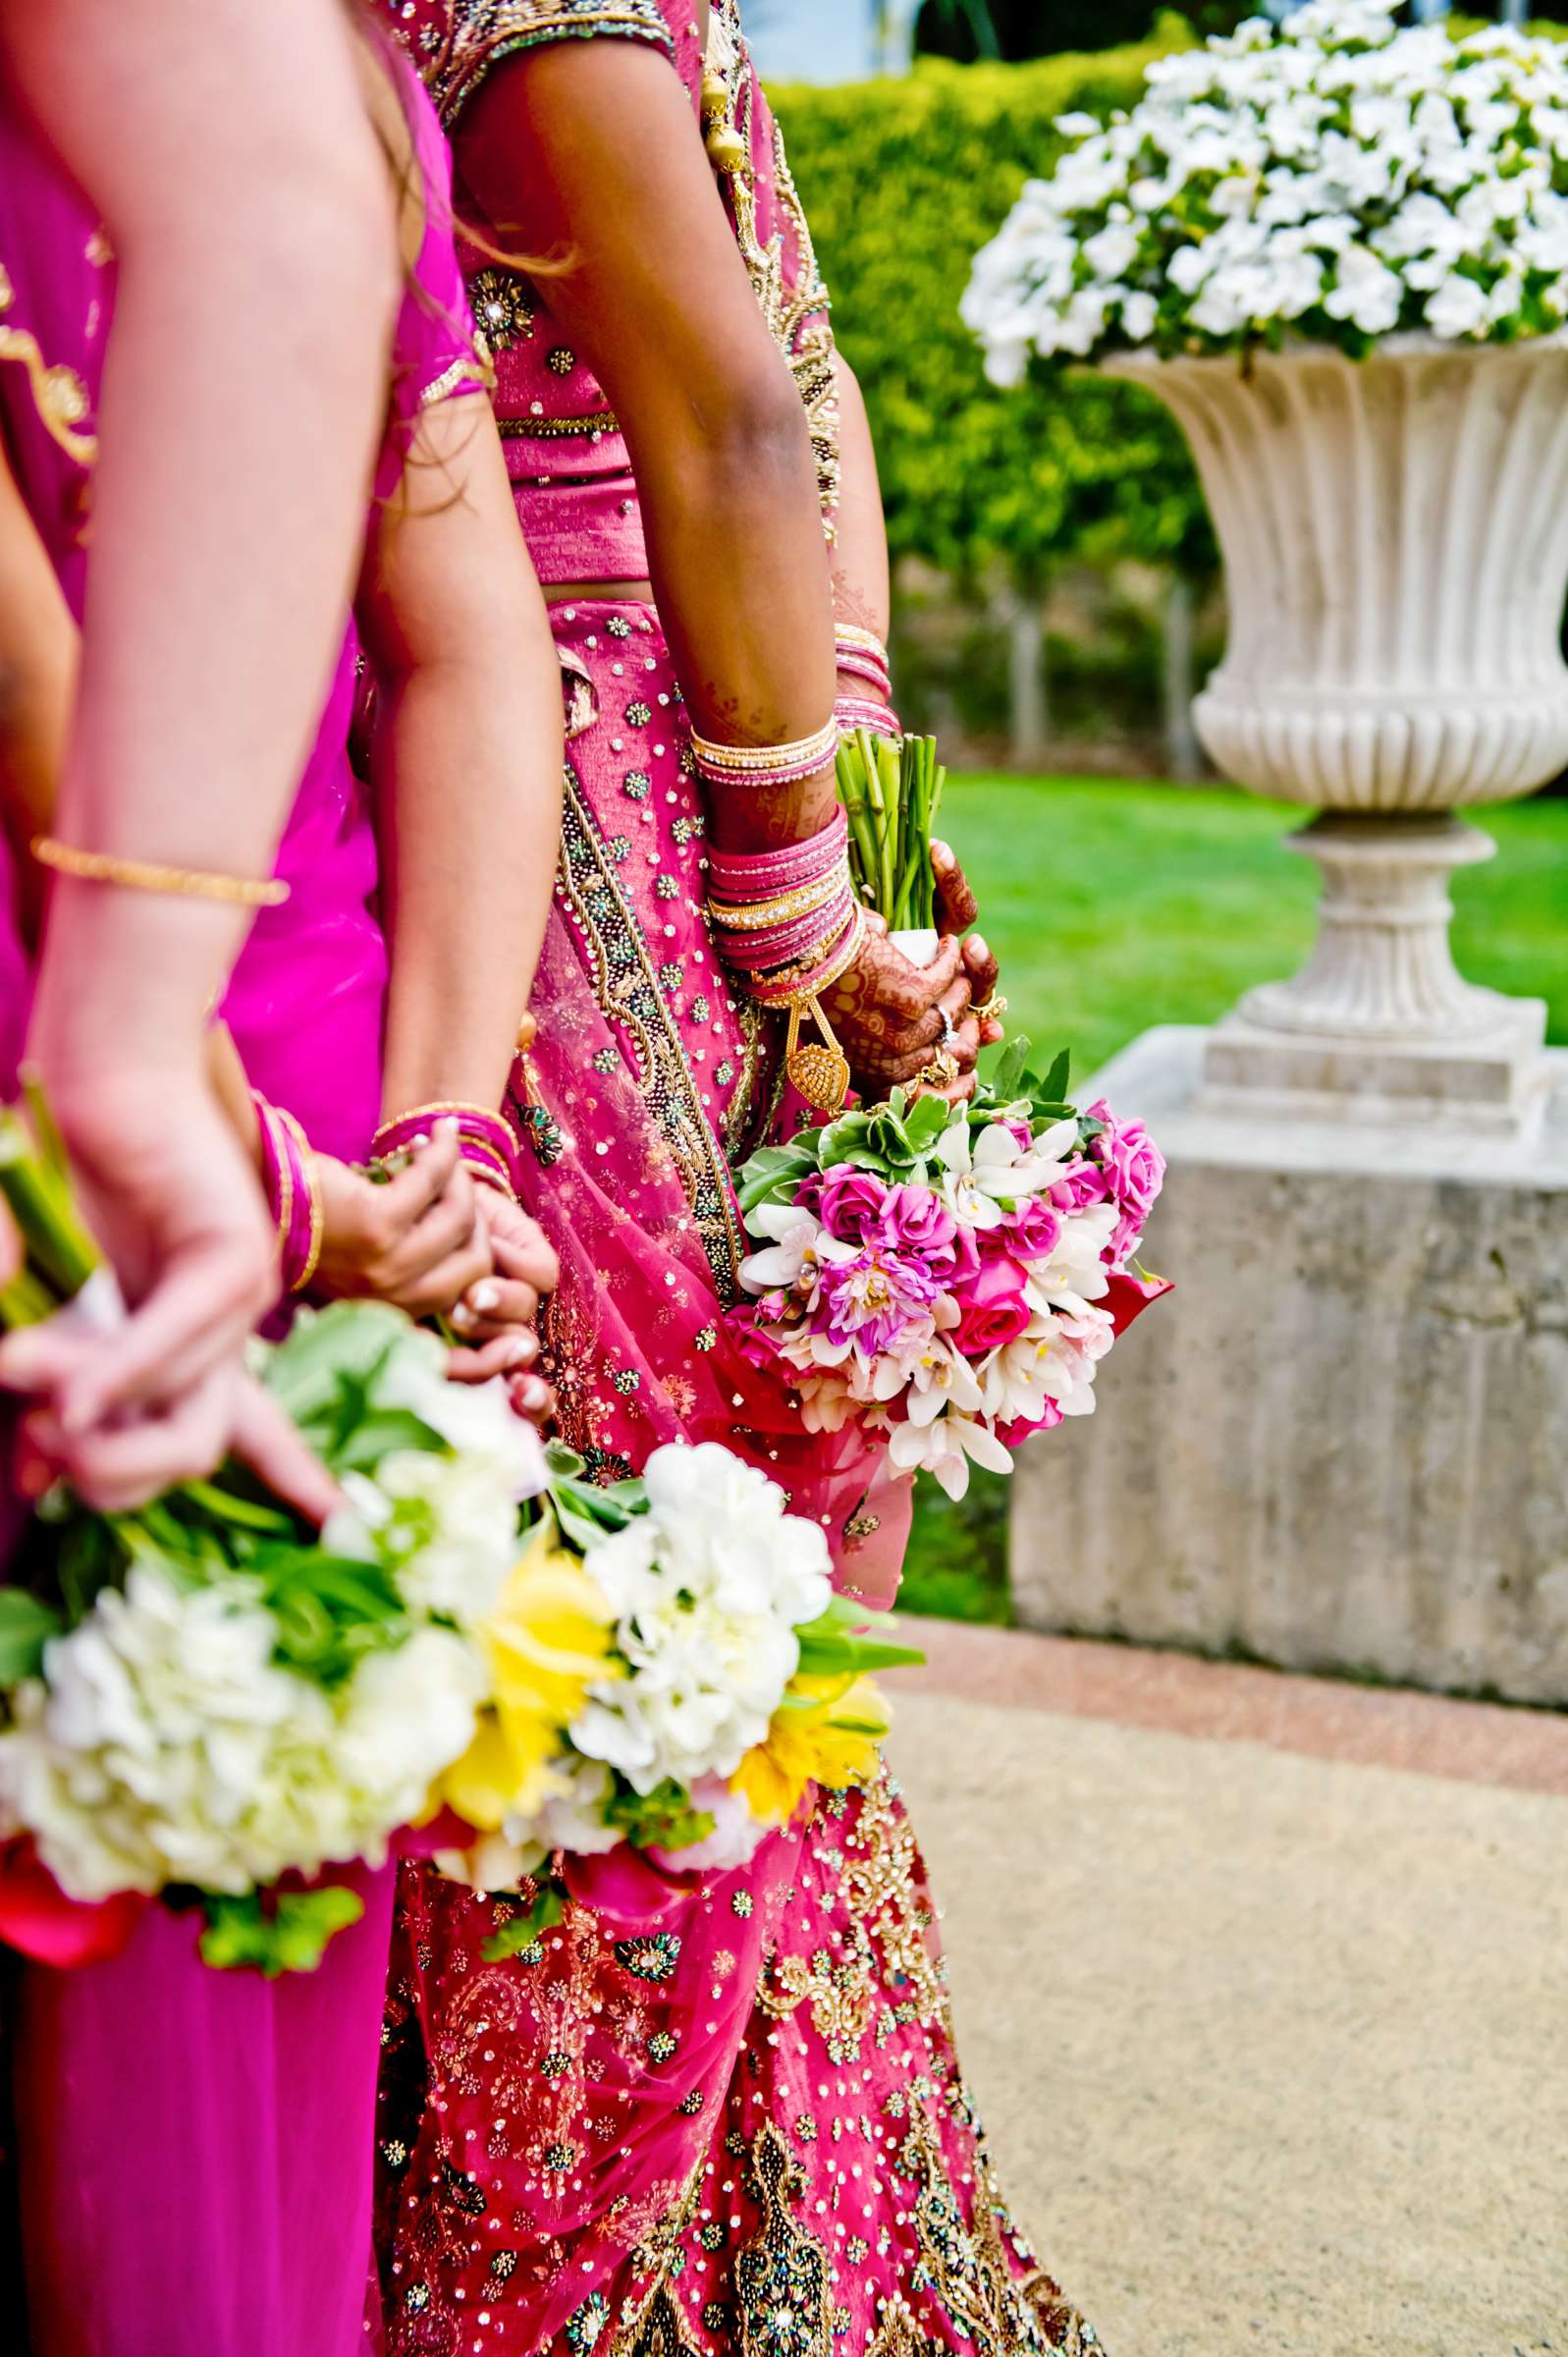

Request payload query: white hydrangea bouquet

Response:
[962,3,1568,377]
[0,1102,910,1974]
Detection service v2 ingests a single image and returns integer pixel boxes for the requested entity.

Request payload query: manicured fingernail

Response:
[435,1117,460,1138]
[468,1281,501,1313]
[522,1378,550,1409]
[451,1301,476,1332]
[970,934,989,959]
[500,1337,531,1368]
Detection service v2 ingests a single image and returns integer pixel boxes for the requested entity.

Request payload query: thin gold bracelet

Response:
[276,1108,323,1294]
[32,835,289,907]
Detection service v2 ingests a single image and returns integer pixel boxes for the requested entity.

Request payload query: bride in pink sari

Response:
[372,7,1097,2353]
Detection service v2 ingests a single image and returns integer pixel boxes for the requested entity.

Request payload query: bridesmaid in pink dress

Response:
[0,37,555,2356]
[371,7,1096,2354]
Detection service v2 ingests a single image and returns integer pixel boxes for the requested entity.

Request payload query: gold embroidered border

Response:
[704,3,840,537]
[556,762,745,1301]
[410,2,676,129]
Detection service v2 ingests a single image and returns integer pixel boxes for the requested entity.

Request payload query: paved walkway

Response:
[885,1621,1567,2357]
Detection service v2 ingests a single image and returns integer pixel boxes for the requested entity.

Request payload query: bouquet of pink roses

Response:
[732,1043,1168,1500]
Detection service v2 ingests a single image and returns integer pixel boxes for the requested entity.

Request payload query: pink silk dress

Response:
[372,9,1100,2357]
[0,60,488,2357]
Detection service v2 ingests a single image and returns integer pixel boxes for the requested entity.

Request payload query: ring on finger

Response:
[972,993,1008,1022]
[917,1049,961,1089]
[937,1004,959,1050]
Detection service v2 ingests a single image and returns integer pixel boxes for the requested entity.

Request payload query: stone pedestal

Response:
[1010,1025,1568,1704]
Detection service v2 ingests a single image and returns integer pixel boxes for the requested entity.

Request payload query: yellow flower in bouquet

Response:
[433,1518,618,1834]
[730,1674,891,1828]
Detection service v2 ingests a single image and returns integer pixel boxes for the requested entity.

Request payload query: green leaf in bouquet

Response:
[322,1405,448,1478]
[737,1140,822,1224]
[1040,1048,1072,1107]
[199,1884,365,1976]
[253,1547,407,1682]
[988,1035,1031,1103]
[0,1587,63,1681]
[605,1776,716,1854]
[543,1440,586,1482]
[793,1593,926,1678]
[181,1478,298,1537]
[481,1882,565,1961]
[546,1469,647,1555]
[900,1090,953,1156]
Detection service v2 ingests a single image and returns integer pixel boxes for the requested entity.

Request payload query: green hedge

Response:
[772,27,1214,590]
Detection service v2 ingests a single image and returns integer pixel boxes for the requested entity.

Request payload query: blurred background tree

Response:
[776,27,1217,769]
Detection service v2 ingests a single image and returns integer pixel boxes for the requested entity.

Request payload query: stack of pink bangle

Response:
[834,627,900,741]
[834,628,892,699]
[371,1102,524,1203]
[706,805,864,1009]
[253,1092,323,1295]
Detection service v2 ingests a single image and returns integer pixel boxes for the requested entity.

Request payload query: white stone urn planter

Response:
[1109,336,1568,1128]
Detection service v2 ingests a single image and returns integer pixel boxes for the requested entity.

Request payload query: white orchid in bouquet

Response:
[0,1100,916,1974]
[962,3,1568,378]
[731,1041,1170,1503]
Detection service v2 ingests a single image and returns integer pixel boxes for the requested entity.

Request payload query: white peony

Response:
[569,1443,832,1795]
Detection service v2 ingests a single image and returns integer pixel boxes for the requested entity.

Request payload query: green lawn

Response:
[902,776,1568,1623]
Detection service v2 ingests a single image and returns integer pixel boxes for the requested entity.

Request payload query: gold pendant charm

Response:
[784,995,850,1116]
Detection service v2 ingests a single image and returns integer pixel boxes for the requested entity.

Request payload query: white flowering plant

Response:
[961,4,1568,379]
[0,1101,913,1973]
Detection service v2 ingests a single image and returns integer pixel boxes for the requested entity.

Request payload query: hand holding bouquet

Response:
[0,1101,914,1972]
[732,1040,1169,1501]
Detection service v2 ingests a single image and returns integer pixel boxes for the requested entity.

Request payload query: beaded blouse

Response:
[377,0,840,582]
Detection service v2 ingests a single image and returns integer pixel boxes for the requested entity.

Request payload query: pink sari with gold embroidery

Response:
[370,9,1099,2355]
[0,57,488,2357]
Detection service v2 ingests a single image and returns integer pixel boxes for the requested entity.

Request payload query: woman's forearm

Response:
[828,356,892,654]
[373,654,561,1118]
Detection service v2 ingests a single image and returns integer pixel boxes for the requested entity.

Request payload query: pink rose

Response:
[984,1197,1061,1264]
[950,1254,1033,1355]
[1087,1101,1166,1262]
[872,1182,959,1266]
[804,1165,892,1244]
[1048,1158,1110,1215]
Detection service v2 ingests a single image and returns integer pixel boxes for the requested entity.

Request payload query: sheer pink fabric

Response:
[371,11,1099,2357]
[0,57,484,2357]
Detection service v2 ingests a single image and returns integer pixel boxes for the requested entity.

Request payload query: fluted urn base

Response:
[1109,339,1568,1133]
[1197,812,1548,1129]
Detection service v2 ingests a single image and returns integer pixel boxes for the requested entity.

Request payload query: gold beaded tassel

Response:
[783,992,851,1117]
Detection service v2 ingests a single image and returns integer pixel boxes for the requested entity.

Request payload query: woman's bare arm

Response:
[0,443,75,947]
[0,0,398,1509]
[359,395,563,1120]
[457,40,840,859]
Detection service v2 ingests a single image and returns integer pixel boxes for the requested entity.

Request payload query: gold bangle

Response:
[277,1108,323,1293]
[370,1101,503,1151]
[706,866,849,934]
[971,993,1008,1022]
[687,717,838,775]
[751,904,866,1008]
[32,835,289,907]
[834,623,890,663]
[256,1098,294,1258]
